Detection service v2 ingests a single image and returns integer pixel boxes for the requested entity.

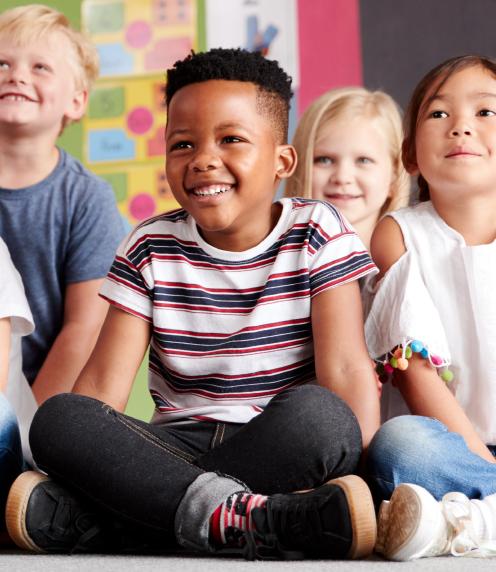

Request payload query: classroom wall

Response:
[7,0,494,142]
[360,0,496,109]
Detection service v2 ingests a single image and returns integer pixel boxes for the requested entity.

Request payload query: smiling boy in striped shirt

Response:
[6,48,380,561]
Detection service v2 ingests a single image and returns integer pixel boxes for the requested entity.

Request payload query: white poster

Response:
[206,0,299,87]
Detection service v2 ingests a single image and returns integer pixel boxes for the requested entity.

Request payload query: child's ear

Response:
[275,144,297,179]
[65,90,88,122]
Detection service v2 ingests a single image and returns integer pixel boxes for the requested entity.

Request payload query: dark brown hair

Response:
[402,55,496,201]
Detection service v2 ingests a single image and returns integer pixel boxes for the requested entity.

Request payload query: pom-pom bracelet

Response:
[376,338,453,384]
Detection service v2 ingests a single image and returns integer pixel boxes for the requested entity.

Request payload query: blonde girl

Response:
[285,87,410,249]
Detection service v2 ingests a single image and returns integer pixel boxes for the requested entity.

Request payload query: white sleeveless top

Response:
[365,201,496,444]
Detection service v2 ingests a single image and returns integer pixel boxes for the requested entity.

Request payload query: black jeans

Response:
[30,385,362,550]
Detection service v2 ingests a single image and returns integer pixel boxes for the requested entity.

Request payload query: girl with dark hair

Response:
[366,55,496,561]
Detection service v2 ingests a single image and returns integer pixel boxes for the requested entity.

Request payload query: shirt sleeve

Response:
[0,239,34,336]
[64,177,127,284]
[99,232,153,322]
[307,203,378,297]
[365,250,451,364]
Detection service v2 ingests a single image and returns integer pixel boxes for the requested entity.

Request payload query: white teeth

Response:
[1,95,31,102]
[193,184,232,196]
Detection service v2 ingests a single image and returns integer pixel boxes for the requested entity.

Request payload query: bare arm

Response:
[0,318,10,392]
[397,356,495,462]
[32,279,108,405]
[312,280,380,450]
[371,217,495,463]
[73,305,151,412]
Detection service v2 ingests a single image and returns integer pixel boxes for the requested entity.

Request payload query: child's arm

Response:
[0,317,11,392]
[312,280,380,450]
[72,305,151,412]
[396,356,495,463]
[371,217,495,464]
[31,279,109,405]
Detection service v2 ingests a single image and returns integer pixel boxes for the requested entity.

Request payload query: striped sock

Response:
[210,492,268,546]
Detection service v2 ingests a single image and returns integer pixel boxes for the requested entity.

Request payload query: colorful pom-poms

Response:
[431,355,443,366]
[384,363,394,374]
[411,340,424,353]
[377,340,454,385]
[440,369,454,383]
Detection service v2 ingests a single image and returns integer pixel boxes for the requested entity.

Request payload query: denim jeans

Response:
[367,415,496,503]
[30,385,362,552]
[0,393,23,527]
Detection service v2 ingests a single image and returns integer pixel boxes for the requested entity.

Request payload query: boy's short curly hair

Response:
[166,48,293,143]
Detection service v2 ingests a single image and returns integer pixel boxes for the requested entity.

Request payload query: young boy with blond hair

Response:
[0,4,125,410]
[7,48,379,560]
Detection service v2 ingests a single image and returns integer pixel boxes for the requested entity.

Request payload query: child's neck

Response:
[432,194,496,245]
[0,134,60,189]
[351,218,374,251]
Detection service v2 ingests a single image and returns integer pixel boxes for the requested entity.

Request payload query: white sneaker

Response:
[376,484,496,561]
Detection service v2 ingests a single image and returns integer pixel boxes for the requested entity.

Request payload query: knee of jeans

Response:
[283,385,361,455]
[29,393,96,463]
[367,415,444,476]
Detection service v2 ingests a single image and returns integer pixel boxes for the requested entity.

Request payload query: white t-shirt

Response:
[365,202,496,443]
[0,238,35,463]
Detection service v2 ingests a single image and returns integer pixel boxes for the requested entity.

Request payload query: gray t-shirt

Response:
[0,148,126,384]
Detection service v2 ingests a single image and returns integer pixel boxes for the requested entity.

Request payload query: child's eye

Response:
[221,135,242,144]
[313,156,333,166]
[478,109,496,117]
[357,156,373,165]
[34,63,50,72]
[0,60,9,69]
[429,110,448,119]
[169,141,192,151]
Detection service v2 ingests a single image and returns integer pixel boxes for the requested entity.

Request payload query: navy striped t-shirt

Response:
[100,198,377,425]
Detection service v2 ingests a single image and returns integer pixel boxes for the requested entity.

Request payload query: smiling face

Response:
[165,79,296,251]
[311,116,394,231]
[0,32,86,137]
[413,65,496,200]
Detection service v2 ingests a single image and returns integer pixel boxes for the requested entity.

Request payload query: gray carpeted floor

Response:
[0,551,494,571]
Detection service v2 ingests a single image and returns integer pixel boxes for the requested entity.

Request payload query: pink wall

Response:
[297,0,362,115]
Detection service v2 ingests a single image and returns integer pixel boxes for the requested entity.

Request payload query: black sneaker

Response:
[6,471,112,553]
[242,475,376,560]
[6,471,188,555]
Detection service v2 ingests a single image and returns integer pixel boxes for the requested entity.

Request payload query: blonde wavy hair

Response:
[285,86,410,218]
[0,4,99,129]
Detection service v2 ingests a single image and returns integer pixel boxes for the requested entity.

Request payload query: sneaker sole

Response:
[377,483,445,561]
[375,500,389,554]
[329,475,377,559]
[6,471,49,553]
